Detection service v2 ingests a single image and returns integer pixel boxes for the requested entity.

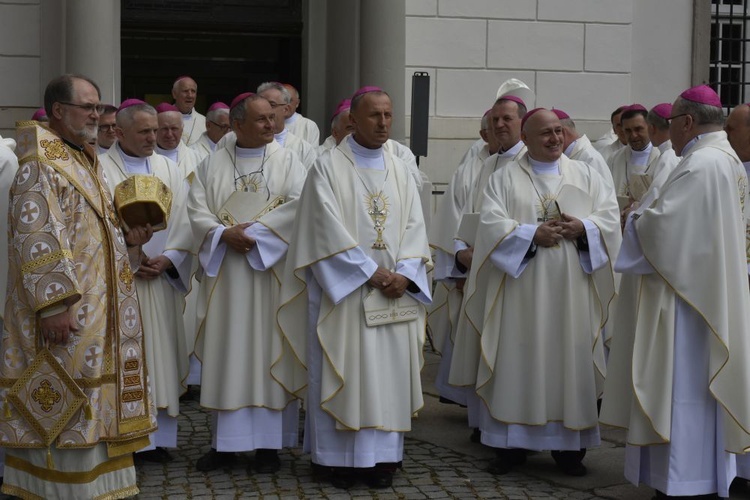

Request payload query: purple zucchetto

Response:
[117,99,148,114]
[155,102,180,114]
[551,108,570,120]
[498,95,526,108]
[679,85,722,108]
[626,103,647,112]
[31,108,47,121]
[352,86,384,100]
[650,103,672,120]
[521,107,545,130]
[208,102,229,112]
[230,92,255,110]
[332,99,351,121]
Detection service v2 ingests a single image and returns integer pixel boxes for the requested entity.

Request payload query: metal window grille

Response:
[710,0,750,112]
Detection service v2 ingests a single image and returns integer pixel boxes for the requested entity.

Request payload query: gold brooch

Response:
[39,139,70,162]
[119,262,134,292]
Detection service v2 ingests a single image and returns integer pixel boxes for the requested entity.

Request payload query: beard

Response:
[62,113,98,143]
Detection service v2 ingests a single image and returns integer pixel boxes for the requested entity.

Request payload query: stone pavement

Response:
[127,349,750,499]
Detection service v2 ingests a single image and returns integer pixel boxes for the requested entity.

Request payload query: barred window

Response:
[710,0,750,112]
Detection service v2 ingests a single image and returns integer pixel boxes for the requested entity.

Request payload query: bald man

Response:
[172,76,206,146]
[461,108,620,476]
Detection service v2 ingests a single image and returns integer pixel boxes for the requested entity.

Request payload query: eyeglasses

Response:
[98,124,117,132]
[60,102,107,115]
[208,120,231,132]
[666,113,689,123]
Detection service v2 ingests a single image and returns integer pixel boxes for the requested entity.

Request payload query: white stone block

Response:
[0,57,40,107]
[418,138,473,184]
[406,0,437,16]
[405,67,437,117]
[0,5,40,56]
[585,24,631,73]
[435,69,536,117]
[487,21,584,71]
[406,17,487,68]
[438,0,536,19]
[538,0,633,24]
[536,72,631,121]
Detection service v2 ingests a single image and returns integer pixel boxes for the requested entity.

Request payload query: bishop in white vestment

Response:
[185,93,307,474]
[173,76,206,147]
[99,101,192,462]
[463,109,620,476]
[600,86,750,498]
[277,87,431,490]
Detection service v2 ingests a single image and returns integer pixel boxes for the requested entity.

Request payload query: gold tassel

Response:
[84,403,93,420]
[3,399,10,419]
[46,447,55,470]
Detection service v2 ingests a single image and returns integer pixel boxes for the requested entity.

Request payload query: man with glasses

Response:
[0,74,155,499]
[99,99,193,465]
[257,82,318,169]
[173,75,206,147]
[184,92,307,475]
[95,104,118,155]
[601,85,750,498]
[192,102,231,161]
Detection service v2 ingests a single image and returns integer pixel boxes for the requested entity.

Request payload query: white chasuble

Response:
[455,155,620,438]
[278,138,432,436]
[100,146,191,419]
[181,109,207,147]
[609,144,661,200]
[600,131,750,497]
[185,135,307,413]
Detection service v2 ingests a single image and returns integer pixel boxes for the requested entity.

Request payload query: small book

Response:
[363,288,420,327]
[556,184,594,218]
[628,173,652,202]
[217,190,285,227]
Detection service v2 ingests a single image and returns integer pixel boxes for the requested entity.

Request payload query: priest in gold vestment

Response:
[0,74,155,499]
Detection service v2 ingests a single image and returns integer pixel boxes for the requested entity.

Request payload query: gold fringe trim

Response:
[1,483,45,500]
[95,484,139,500]
[4,452,134,484]
[106,435,151,457]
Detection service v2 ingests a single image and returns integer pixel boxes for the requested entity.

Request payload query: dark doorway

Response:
[121,0,303,112]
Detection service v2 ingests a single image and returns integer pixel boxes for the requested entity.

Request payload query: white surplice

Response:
[285,112,320,146]
[181,108,207,147]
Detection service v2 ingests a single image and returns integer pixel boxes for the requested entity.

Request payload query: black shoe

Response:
[470,428,481,443]
[137,447,173,464]
[487,448,525,475]
[253,449,281,474]
[551,449,587,477]
[363,467,394,489]
[311,462,334,480]
[195,448,236,472]
[439,396,467,408]
[330,467,357,489]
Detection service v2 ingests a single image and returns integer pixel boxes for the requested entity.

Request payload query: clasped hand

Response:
[125,224,153,247]
[533,214,584,247]
[220,222,256,254]
[40,310,79,345]
[367,266,410,298]
[135,254,173,280]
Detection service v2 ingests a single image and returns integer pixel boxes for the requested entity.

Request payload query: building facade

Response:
[0,0,709,185]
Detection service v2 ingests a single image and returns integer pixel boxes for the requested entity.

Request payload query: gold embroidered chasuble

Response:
[451,154,620,430]
[0,122,155,454]
[601,132,750,453]
[277,141,432,432]
[183,135,307,411]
